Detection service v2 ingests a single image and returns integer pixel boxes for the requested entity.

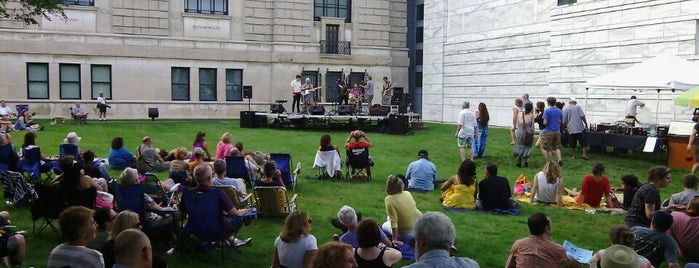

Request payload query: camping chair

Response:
[142,172,167,204]
[269,153,299,191]
[69,107,87,125]
[345,146,371,181]
[179,188,249,263]
[59,143,81,162]
[1,170,37,207]
[253,186,297,216]
[114,184,176,241]
[214,185,252,209]
[30,184,68,235]
[313,150,342,179]
[225,156,253,187]
[18,147,53,182]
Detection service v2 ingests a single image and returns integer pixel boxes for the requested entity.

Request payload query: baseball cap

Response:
[418,149,428,158]
[193,147,205,156]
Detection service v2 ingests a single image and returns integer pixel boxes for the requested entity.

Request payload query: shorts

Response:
[568,132,588,148]
[542,132,562,151]
[303,93,314,104]
[457,136,474,148]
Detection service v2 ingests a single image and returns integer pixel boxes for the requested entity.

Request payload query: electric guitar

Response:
[381,82,398,96]
[301,87,322,96]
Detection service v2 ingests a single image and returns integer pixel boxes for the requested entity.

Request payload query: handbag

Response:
[521,112,534,145]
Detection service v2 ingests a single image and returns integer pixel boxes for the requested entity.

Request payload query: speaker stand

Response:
[247,98,251,111]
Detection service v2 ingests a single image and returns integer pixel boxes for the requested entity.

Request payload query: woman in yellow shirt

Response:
[441,160,478,210]
[383,175,422,246]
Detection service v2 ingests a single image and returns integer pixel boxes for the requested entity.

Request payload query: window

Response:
[199,68,217,101]
[314,0,351,23]
[557,0,576,6]
[225,69,243,101]
[60,64,81,99]
[185,0,228,15]
[27,63,49,99]
[91,65,111,99]
[325,71,343,103]
[417,4,424,21]
[63,0,94,6]
[415,72,422,87]
[416,27,423,43]
[415,50,423,66]
[172,67,190,101]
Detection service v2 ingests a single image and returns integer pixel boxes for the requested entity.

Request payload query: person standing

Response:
[514,103,535,167]
[302,78,315,114]
[96,92,108,121]
[455,101,477,161]
[506,212,566,268]
[404,212,480,268]
[474,103,490,158]
[405,150,437,191]
[510,99,524,145]
[522,93,533,108]
[381,77,393,105]
[687,109,699,174]
[626,96,645,125]
[542,97,564,166]
[290,75,302,113]
[361,75,375,106]
[563,97,589,160]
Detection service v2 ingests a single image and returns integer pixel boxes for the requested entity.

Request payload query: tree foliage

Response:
[0,0,65,25]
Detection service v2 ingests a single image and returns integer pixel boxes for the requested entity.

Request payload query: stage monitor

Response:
[337,105,353,115]
[270,104,286,114]
[310,105,325,115]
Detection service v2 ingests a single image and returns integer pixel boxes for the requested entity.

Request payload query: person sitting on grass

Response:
[382,175,422,246]
[630,210,680,268]
[21,132,58,174]
[108,136,137,170]
[51,156,107,193]
[669,196,699,262]
[190,131,212,161]
[440,159,477,210]
[625,166,673,228]
[13,110,40,131]
[119,168,177,229]
[668,173,698,207]
[590,225,653,268]
[618,174,641,210]
[166,147,190,185]
[478,163,514,211]
[355,218,402,267]
[0,211,25,267]
[577,163,612,208]
[406,149,437,192]
[135,136,170,173]
[254,161,285,188]
[188,147,207,174]
[529,160,563,207]
[215,132,234,160]
[332,205,391,248]
[272,210,318,268]
[506,212,566,268]
[47,206,104,268]
[313,241,357,268]
[81,150,112,183]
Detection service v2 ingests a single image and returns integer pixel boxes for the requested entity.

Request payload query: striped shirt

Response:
[48,244,104,268]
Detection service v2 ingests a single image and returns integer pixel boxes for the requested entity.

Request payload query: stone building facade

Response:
[0,0,408,119]
[424,0,699,126]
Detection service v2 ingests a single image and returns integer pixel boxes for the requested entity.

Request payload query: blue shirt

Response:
[108,148,134,169]
[543,107,562,132]
[406,158,437,191]
[404,249,479,268]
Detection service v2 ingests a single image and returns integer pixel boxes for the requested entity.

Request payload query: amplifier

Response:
[657,126,669,137]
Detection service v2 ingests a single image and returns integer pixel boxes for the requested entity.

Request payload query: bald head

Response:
[193,163,213,185]
[114,229,152,268]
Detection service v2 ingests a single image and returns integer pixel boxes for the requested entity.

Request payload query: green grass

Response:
[4,119,688,267]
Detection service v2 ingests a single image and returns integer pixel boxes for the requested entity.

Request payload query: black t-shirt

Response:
[83,162,102,179]
[625,182,660,227]
[478,176,512,210]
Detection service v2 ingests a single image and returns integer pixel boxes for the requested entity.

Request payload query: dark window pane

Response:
[60,64,81,99]
[415,72,422,87]
[199,68,217,101]
[415,50,423,66]
[226,69,243,101]
[27,63,49,99]
[417,4,424,20]
[172,67,190,101]
[416,27,423,43]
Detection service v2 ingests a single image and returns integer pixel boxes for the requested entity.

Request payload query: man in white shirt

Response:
[70,102,88,125]
[290,75,302,113]
[455,101,477,161]
[626,96,645,125]
[0,100,12,117]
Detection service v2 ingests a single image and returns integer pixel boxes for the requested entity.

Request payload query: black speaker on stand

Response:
[243,86,253,111]
[148,108,159,121]
[389,114,409,135]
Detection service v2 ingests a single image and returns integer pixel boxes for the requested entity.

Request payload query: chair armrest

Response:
[289,194,298,204]
[242,193,253,206]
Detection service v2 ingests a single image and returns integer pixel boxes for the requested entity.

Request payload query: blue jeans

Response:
[474,126,488,157]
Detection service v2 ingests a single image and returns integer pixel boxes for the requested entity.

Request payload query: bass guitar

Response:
[381,82,398,96]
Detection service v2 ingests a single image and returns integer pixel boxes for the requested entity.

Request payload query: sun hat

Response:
[600,245,639,268]
[64,132,81,144]
[193,147,205,156]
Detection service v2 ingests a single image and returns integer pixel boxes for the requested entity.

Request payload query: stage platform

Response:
[241,111,421,134]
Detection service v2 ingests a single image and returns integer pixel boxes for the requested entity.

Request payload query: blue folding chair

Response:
[179,188,246,263]
[225,156,252,187]
[18,147,52,182]
[269,153,298,191]
[59,143,81,162]
[114,184,176,241]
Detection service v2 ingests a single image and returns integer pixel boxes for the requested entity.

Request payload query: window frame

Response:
[63,0,94,6]
[557,0,576,6]
[199,68,217,101]
[225,69,243,101]
[59,63,81,100]
[26,63,49,100]
[185,0,228,15]
[314,0,352,23]
[90,65,112,100]
[171,67,191,101]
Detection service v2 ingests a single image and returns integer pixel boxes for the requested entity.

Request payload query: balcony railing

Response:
[320,40,351,55]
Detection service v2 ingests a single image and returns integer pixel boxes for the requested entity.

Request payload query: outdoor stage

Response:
[240,110,422,134]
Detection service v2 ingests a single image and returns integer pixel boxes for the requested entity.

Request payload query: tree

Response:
[0,0,65,25]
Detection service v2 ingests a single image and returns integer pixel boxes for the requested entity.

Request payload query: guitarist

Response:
[337,76,350,105]
[360,75,375,105]
[302,78,316,114]
[381,77,395,105]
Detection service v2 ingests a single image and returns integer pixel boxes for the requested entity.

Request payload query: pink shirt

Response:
[215,141,233,160]
[669,211,699,260]
[506,236,566,268]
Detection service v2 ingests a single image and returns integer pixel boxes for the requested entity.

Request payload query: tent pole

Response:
[585,87,589,122]
[672,89,676,122]
[656,89,660,123]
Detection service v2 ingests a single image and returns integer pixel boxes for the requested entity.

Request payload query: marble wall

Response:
[424,0,699,127]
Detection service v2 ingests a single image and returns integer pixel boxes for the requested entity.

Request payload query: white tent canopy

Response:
[584,54,699,121]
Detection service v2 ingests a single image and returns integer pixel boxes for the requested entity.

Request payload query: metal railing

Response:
[320,40,351,55]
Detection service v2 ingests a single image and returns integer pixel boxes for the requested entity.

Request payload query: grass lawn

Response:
[3,119,688,267]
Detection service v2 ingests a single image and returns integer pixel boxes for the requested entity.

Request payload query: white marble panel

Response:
[634,24,664,40]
